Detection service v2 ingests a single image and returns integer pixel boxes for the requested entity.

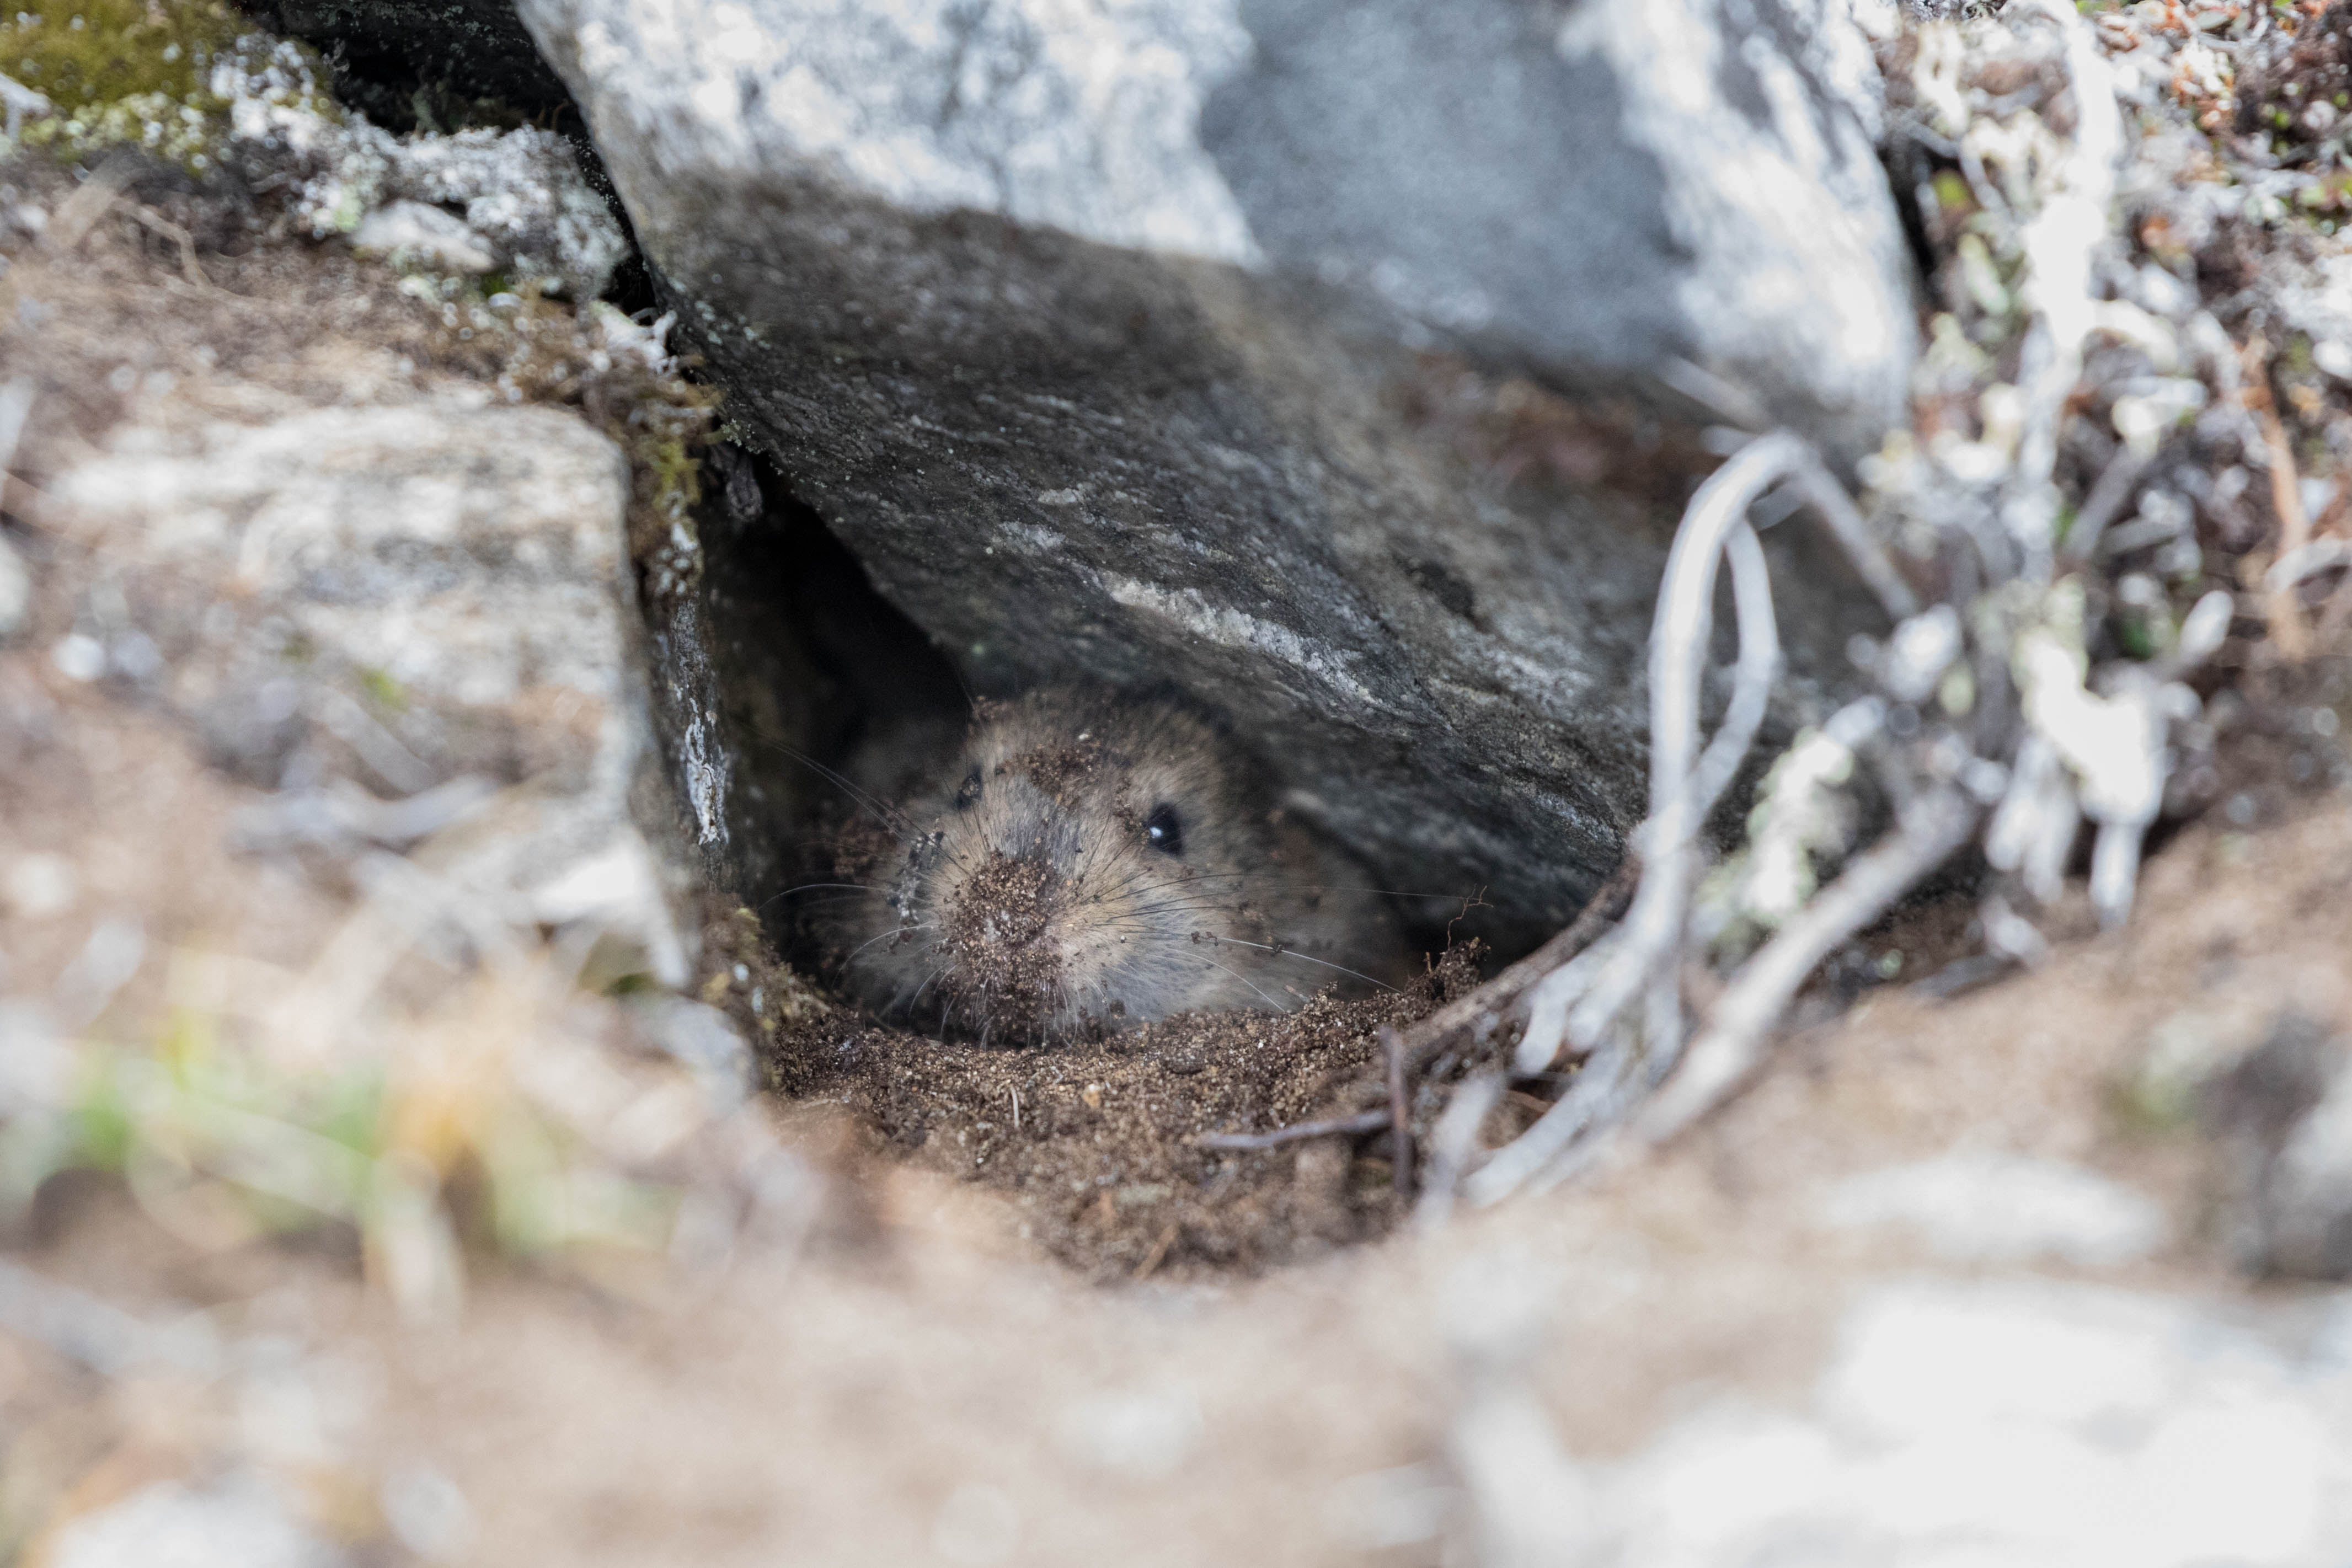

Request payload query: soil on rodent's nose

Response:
[712,903,1494,1279]
[941,850,1065,1038]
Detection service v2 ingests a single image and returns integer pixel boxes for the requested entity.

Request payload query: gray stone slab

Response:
[514,0,1916,938]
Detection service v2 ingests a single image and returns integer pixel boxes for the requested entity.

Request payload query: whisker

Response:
[1199,936,1397,992]
[1188,952,1284,1012]
[842,921,932,966]
[758,880,883,913]
[1121,869,1472,902]
[744,729,912,834]
[890,962,950,1017]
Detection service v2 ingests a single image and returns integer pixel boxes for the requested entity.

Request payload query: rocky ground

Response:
[6,1,2352,1565]
[0,172,2345,1560]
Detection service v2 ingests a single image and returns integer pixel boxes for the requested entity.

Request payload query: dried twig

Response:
[2258,404,2314,658]
[1412,1072,1503,1230]
[123,203,212,291]
[1132,1221,1179,1281]
[1194,1109,1389,1153]
[2233,332,2316,660]
[1522,429,1904,1082]
[41,156,138,254]
[2059,441,2154,563]
[1381,1024,1413,1197]
[1632,786,1982,1148]
[1391,856,1640,1075]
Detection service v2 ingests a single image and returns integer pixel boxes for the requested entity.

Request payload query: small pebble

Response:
[50,633,104,682]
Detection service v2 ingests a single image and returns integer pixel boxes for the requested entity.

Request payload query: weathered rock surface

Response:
[46,1474,344,1568]
[41,389,691,986]
[2193,1011,2352,1281]
[510,0,1916,938]
[1451,1274,2352,1568]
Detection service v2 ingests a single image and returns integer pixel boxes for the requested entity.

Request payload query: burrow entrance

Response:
[646,449,1547,1280]
[637,413,2131,1281]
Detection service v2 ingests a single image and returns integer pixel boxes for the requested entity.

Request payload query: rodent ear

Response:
[955,767,983,810]
[1145,803,1184,857]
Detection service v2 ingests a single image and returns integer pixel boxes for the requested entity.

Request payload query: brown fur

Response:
[817,689,1404,1041]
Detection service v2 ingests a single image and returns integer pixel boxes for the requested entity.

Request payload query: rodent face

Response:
[821,690,1388,1041]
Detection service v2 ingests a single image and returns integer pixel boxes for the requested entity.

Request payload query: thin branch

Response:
[2058,440,2153,564]
[123,204,212,291]
[1194,1109,1388,1152]
[1388,855,1639,1075]
[1412,1071,1503,1230]
[1381,1025,1413,1197]
[41,155,137,254]
[1543,435,1806,1071]
[2258,403,2314,658]
[1634,785,1982,1149]
[1464,1035,1639,1206]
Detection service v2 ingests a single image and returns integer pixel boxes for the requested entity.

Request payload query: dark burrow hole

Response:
[648,448,1524,1280]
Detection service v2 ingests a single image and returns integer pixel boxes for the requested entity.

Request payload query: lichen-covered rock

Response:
[293,120,629,297]
[2200,1011,2352,1281]
[510,0,1912,937]
[0,14,625,297]
[1451,1277,2352,1566]
[45,394,690,984]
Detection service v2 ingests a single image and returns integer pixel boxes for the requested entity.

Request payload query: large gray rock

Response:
[518,0,1916,937]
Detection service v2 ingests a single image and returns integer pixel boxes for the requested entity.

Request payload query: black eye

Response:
[1145,804,1183,856]
[955,768,982,810]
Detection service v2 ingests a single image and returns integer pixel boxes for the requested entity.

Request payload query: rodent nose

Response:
[949,850,1063,953]
[940,849,1070,1031]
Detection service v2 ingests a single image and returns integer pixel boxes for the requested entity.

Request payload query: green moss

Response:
[645,434,704,519]
[58,1059,135,1172]
[1,0,237,112]
[358,666,409,711]
[0,1014,679,1266]
[3,2,338,171]
[1,0,245,166]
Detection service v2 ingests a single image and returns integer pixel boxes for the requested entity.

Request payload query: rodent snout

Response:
[950,850,1063,951]
[940,849,1070,1032]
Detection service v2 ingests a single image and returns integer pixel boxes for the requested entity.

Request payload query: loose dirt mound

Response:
[740,922,1488,1278]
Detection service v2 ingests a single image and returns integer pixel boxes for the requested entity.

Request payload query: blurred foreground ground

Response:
[8,737,2352,1564]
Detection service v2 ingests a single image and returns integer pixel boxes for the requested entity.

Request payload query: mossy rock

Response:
[2,0,245,165]
[2,0,347,172]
